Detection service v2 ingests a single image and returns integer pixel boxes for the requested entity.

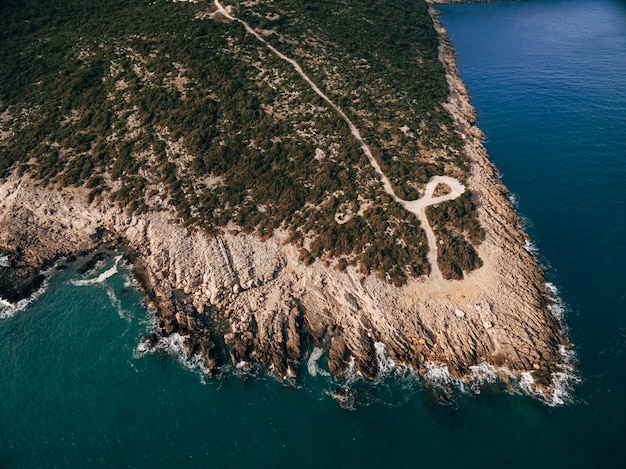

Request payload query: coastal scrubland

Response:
[0,0,483,283]
[0,0,573,400]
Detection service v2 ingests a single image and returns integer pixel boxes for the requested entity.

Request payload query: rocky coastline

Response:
[0,7,573,402]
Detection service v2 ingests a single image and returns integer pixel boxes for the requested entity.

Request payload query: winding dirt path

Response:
[214,0,465,279]
[404,176,465,279]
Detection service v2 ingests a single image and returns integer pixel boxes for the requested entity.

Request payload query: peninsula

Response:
[0,0,573,403]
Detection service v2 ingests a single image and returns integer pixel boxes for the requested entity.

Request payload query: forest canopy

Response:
[0,0,482,283]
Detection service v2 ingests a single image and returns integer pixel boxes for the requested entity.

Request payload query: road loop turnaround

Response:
[214,0,466,279]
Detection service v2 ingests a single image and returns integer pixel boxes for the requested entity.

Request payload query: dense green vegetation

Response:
[426,191,484,279]
[237,0,467,198]
[0,0,482,285]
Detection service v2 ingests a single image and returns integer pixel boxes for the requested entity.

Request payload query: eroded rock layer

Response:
[0,7,571,401]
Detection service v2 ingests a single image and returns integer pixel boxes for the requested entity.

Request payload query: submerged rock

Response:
[0,265,45,304]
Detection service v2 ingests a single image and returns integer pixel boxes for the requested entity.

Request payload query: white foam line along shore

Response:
[71,255,122,286]
[214,0,465,279]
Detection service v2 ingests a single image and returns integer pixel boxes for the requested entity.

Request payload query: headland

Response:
[0,0,573,403]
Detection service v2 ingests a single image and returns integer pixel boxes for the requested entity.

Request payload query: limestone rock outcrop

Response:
[0,10,572,402]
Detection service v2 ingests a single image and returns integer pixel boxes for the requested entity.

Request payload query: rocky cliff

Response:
[0,7,573,403]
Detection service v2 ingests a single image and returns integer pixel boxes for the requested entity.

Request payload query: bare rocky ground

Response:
[0,8,572,402]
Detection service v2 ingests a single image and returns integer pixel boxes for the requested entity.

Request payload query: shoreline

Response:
[429,6,575,398]
[0,3,574,403]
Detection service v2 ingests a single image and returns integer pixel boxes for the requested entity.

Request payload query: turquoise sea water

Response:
[2,0,626,466]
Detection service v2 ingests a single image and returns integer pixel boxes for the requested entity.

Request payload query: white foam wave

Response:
[497,363,578,406]
[558,344,576,364]
[105,287,128,321]
[374,342,396,378]
[518,213,534,232]
[285,365,296,379]
[547,345,579,406]
[306,330,576,407]
[119,258,139,287]
[71,255,121,286]
[307,347,329,377]
[512,368,572,406]
[423,362,455,387]
[342,356,362,384]
[467,363,499,393]
[418,358,578,406]
[545,281,559,297]
[139,303,159,333]
[547,372,577,406]
[0,297,18,319]
[523,239,539,255]
[544,282,566,322]
[0,276,50,319]
[318,355,578,408]
[327,388,356,411]
[393,363,423,382]
[264,364,299,386]
[0,254,10,268]
[134,333,210,381]
[221,359,261,380]
[518,371,536,396]
[508,193,519,207]
[419,362,462,404]
[133,339,150,357]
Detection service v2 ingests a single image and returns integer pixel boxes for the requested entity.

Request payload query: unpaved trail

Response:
[402,175,465,279]
[0,2,573,401]
[214,0,465,278]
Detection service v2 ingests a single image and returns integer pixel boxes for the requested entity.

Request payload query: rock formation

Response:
[0,6,573,403]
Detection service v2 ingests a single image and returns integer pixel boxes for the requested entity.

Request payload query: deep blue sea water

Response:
[2,0,626,466]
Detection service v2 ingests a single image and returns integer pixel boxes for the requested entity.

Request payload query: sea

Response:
[1,0,626,466]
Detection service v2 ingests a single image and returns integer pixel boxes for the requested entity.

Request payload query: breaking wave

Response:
[327,387,357,411]
[0,274,50,320]
[374,342,396,378]
[518,361,579,407]
[129,328,578,408]
[341,356,361,385]
[105,287,127,321]
[401,281,576,406]
[545,282,566,322]
[68,255,131,321]
[420,357,578,407]
[307,347,329,377]
[134,333,210,382]
[319,342,578,408]
[71,255,122,286]
[523,239,539,255]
